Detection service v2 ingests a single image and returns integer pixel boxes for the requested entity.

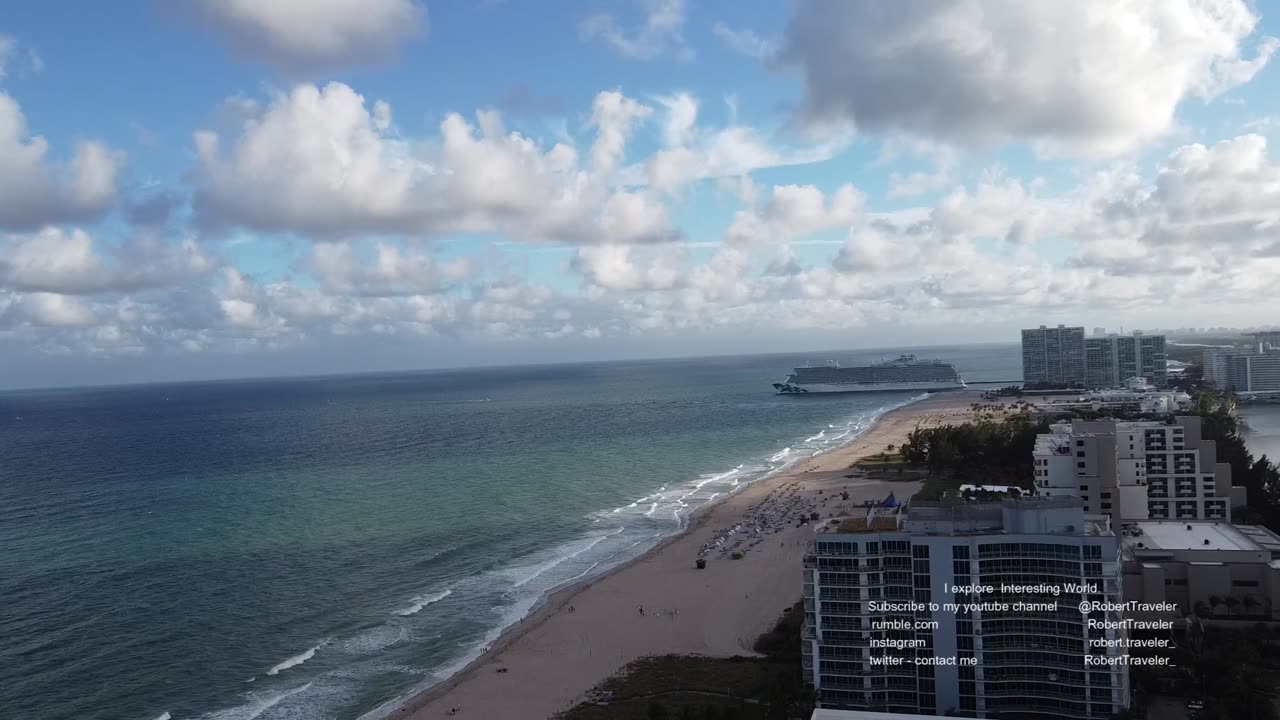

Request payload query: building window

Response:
[1080,485,1089,491]
[1101,503,1112,510]
[1077,461,1086,468]
[1077,440,1085,447]
[1233,580,1260,588]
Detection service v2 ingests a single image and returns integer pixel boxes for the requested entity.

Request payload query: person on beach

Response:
[638,605,644,616]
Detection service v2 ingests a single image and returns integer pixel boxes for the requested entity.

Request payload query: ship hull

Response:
[773,380,967,394]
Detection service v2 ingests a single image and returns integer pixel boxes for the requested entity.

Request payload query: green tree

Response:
[1225,596,1240,616]
[1244,595,1260,616]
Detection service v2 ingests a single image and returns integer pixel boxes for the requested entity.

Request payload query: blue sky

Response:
[3,0,1280,388]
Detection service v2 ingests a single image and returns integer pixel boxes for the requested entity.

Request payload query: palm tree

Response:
[1224,596,1240,616]
[1243,595,1260,617]
[1209,595,1223,616]
[1194,600,1211,619]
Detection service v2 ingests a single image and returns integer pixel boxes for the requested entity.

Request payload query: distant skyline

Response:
[4,1,1280,388]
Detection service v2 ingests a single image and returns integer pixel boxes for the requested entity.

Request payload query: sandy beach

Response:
[390,390,987,719]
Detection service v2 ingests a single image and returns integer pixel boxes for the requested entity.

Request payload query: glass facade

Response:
[805,525,1126,719]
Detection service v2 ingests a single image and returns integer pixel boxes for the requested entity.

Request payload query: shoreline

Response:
[374,389,988,720]
[364,392,927,719]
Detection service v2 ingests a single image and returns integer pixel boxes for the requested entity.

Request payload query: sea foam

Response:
[200,682,313,720]
[394,589,452,617]
[266,644,322,676]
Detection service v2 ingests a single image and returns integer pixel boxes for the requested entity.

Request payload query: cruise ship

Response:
[773,355,965,394]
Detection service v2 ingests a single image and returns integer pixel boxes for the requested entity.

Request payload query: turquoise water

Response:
[0,346,1019,720]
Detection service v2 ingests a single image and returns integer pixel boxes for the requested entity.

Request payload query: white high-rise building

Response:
[1021,325,1087,389]
[1204,349,1280,393]
[1084,333,1168,389]
[803,498,1128,719]
[1032,417,1242,522]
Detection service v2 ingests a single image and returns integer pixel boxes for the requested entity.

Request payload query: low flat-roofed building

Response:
[1120,520,1280,621]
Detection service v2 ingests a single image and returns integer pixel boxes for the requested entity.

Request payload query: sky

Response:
[3,0,1280,389]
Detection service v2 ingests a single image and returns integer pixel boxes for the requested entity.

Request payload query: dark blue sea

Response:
[0,345,1019,720]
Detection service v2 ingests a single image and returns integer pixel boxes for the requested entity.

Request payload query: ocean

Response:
[0,345,1019,720]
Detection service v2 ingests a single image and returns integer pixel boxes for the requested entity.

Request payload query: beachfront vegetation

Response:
[890,414,1045,498]
[1126,623,1280,720]
[874,392,1280,525]
[1171,362,1206,393]
[1194,393,1280,533]
[553,602,812,720]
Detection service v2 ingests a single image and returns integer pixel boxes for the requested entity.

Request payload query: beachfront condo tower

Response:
[1204,347,1280,394]
[802,498,1129,719]
[1084,333,1168,389]
[1021,325,1086,389]
[1032,417,1244,523]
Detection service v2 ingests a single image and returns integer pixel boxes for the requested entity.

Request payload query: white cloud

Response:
[881,137,959,199]
[0,227,216,294]
[14,107,1280,363]
[711,23,774,59]
[308,241,470,296]
[0,35,42,78]
[193,83,680,245]
[0,94,124,229]
[655,93,697,147]
[778,0,1277,157]
[644,115,849,193]
[725,183,864,246]
[581,0,691,61]
[188,0,425,73]
[589,90,652,174]
[572,245,683,291]
[0,292,95,328]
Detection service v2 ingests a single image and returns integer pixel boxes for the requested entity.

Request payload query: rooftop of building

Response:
[902,498,1109,536]
[1238,525,1280,555]
[1121,521,1278,553]
[811,711,963,720]
[836,515,901,533]
[1037,418,1192,442]
[1034,432,1073,454]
